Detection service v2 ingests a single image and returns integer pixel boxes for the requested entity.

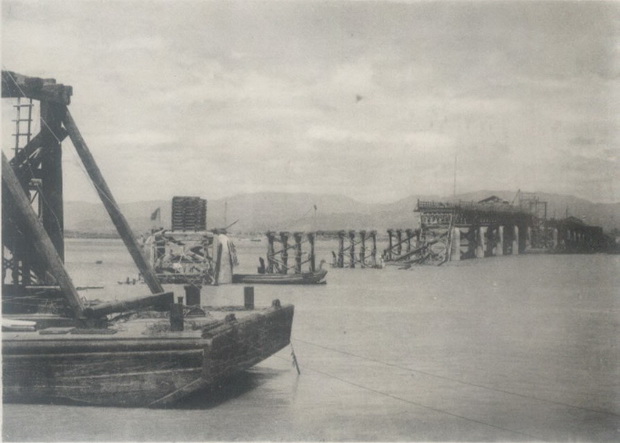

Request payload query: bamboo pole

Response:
[2,153,85,318]
[62,109,163,294]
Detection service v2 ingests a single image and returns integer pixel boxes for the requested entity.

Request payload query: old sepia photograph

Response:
[1,0,618,441]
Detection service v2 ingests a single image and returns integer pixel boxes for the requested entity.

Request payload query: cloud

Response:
[2,0,618,204]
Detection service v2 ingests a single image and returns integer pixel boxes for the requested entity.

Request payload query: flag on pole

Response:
[150,207,161,221]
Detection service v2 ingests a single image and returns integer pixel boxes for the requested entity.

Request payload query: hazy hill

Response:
[64,191,620,236]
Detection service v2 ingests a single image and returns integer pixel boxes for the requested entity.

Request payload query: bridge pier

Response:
[513,225,520,255]
[496,226,504,256]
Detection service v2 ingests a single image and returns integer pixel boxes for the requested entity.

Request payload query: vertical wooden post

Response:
[2,153,85,318]
[266,231,276,273]
[184,285,201,306]
[308,232,316,272]
[280,232,289,274]
[40,101,65,262]
[244,286,254,310]
[405,229,413,253]
[337,231,345,268]
[170,297,184,331]
[294,232,302,274]
[349,230,356,268]
[63,109,163,294]
[359,230,366,268]
[387,229,393,261]
[396,229,403,255]
[370,230,377,266]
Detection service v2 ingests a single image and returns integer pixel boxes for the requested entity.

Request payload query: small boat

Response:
[232,268,327,285]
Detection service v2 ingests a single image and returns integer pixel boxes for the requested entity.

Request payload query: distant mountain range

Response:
[64,191,620,236]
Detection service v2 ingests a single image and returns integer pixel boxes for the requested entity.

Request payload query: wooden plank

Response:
[1,153,85,318]
[62,109,164,294]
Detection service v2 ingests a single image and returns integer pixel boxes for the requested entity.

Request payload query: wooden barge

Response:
[1,71,295,407]
[3,302,294,407]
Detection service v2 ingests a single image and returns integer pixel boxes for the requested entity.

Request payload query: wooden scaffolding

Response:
[2,71,168,325]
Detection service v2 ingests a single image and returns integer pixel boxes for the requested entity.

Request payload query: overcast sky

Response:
[2,1,618,204]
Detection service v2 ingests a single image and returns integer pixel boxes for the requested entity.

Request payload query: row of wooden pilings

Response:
[266,231,316,274]
[332,230,380,268]
[383,225,531,262]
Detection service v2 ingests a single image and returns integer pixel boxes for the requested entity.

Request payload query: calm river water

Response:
[3,238,619,441]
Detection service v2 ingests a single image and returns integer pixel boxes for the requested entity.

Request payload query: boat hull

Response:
[232,269,327,285]
[2,304,294,407]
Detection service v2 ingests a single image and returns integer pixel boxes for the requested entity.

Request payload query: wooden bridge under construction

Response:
[319,195,611,268]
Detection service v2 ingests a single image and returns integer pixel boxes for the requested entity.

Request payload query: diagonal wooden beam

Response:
[10,128,68,172]
[2,152,85,318]
[62,108,164,294]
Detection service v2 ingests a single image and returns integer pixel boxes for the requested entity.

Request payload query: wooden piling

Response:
[359,230,366,268]
[349,231,356,269]
[370,231,377,266]
[294,232,302,274]
[405,229,413,253]
[184,285,201,306]
[308,232,316,272]
[266,231,276,273]
[244,286,255,310]
[338,231,345,268]
[170,297,184,331]
[386,229,393,261]
[280,232,289,274]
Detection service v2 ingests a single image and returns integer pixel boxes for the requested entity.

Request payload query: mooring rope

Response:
[273,346,539,440]
[294,338,620,418]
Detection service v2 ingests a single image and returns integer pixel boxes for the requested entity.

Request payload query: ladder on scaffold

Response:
[12,97,34,155]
